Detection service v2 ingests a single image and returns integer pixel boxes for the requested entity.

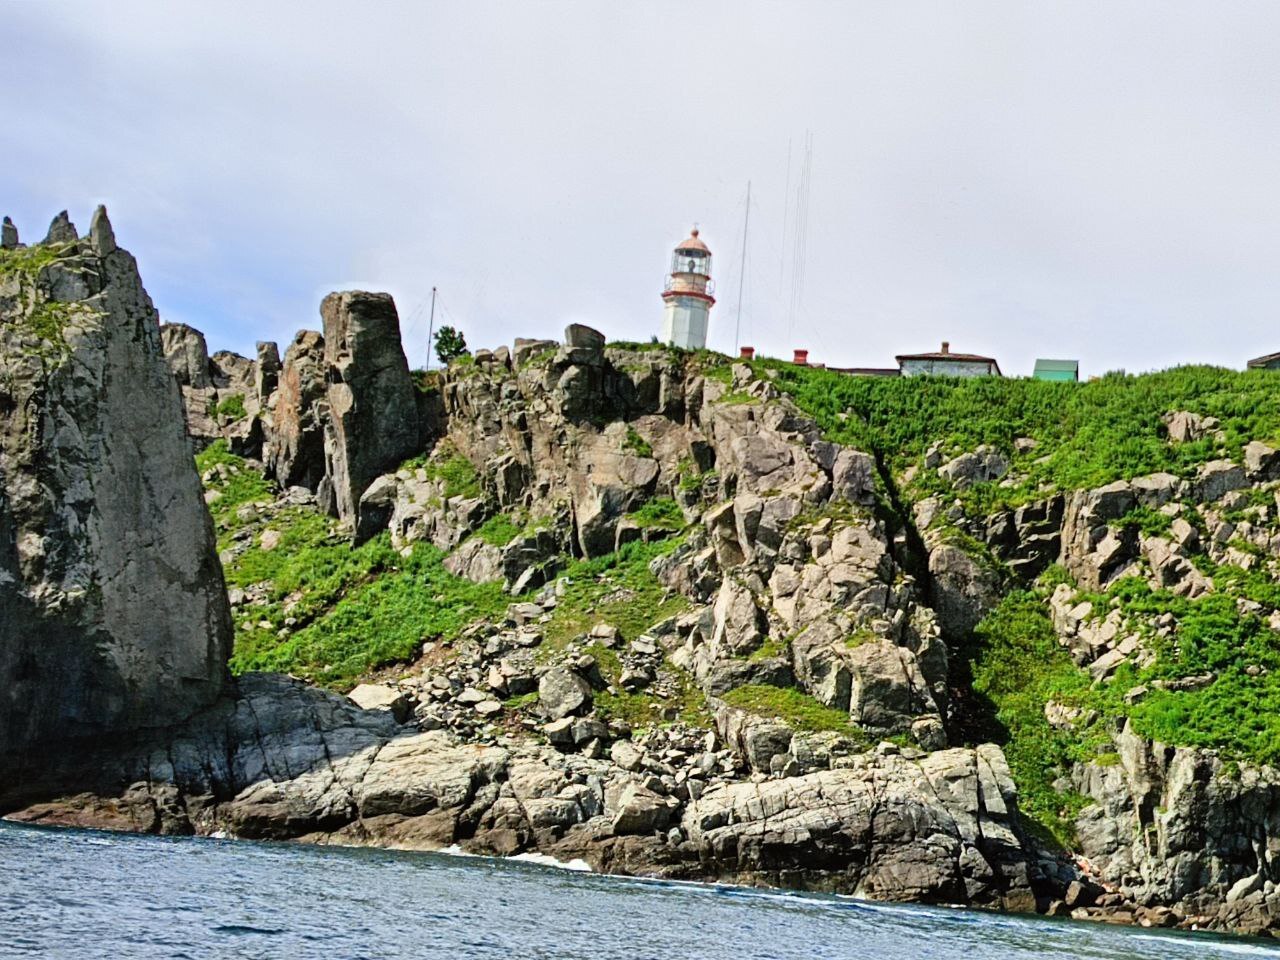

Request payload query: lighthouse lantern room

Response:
[660,227,715,350]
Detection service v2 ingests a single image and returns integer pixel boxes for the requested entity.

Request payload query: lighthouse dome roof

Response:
[674,227,710,255]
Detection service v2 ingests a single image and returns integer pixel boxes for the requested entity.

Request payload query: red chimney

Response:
[740,346,755,360]
[793,349,809,366]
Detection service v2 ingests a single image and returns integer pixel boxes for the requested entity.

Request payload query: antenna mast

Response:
[734,181,750,355]
[424,286,438,371]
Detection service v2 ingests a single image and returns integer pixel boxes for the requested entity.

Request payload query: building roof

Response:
[1248,351,1280,368]
[674,227,710,255]
[1034,358,1079,373]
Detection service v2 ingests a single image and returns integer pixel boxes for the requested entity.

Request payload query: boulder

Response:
[848,640,937,735]
[938,445,1007,489]
[1164,410,1217,443]
[348,683,410,723]
[1060,482,1137,589]
[1130,473,1180,507]
[513,337,557,366]
[610,784,671,835]
[319,291,421,540]
[537,668,592,720]
[443,535,505,584]
[1195,460,1246,503]
[710,576,766,655]
[928,544,1001,637]
[563,324,606,351]
[831,448,877,504]
[1244,441,1280,481]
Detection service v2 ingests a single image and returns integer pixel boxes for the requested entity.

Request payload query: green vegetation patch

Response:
[215,393,247,421]
[627,497,684,531]
[968,570,1280,846]
[196,440,274,540]
[622,425,652,459]
[721,684,864,740]
[474,512,522,547]
[0,242,70,279]
[540,538,690,655]
[231,536,509,688]
[401,441,482,499]
[967,589,1108,846]
[761,360,1280,513]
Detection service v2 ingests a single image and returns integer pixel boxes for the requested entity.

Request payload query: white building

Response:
[660,227,715,350]
[896,342,1002,377]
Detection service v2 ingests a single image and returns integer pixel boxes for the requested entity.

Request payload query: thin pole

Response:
[424,286,438,371]
[734,180,750,355]
[780,139,791,288]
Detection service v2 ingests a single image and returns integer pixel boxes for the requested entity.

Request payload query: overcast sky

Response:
[5,2,1280,376]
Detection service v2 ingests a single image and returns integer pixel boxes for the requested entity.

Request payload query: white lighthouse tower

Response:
[661,227,715,350]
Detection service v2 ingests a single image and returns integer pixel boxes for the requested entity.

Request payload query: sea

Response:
[1,820,1276,959]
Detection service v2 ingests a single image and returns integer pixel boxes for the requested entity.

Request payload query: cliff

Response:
[0,209,231,788]
[12,209,1280,936]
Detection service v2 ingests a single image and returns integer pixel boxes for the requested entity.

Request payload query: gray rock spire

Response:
[1,216,17,250]
[44,210,78,244]
[89,204,116,255]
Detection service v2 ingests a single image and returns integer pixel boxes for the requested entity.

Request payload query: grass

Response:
[198,439,509,688]
[967,588,1110,847]
[968,567,1280,845]
[474,512,522,547]
[231,536,510,687]
[623,425,652,459]
[762,361,1280,514]
[721,684,865,740]
[195,440,274,541]
[0,242,69,278]
[627,497,684,531]
[540,538,690,655]
[215,393,247,421]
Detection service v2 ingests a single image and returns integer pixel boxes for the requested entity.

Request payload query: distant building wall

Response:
[900,358,997,378]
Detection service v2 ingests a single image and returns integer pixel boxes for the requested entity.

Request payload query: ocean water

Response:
[1,821,1277,960]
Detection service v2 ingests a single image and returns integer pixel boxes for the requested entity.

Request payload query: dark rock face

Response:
[0,210,232,788]
[319,291,420,540]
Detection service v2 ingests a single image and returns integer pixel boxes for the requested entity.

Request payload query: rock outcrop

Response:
[4,673,1034,911]
[318,291,420,540]
[0,208,232,790]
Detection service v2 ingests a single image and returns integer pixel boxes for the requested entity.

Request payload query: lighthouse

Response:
[660,227,715,350]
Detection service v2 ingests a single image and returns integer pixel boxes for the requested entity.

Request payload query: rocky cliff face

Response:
[12,215,1280,937]
[0,209,232,785]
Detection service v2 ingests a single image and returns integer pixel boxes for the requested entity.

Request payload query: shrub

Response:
[214,393,247,421]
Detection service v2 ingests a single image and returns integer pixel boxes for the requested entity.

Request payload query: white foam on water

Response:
[508,851,593,872]
[1131,933,1280,956]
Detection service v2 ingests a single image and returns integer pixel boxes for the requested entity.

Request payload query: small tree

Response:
[434,325,469,366]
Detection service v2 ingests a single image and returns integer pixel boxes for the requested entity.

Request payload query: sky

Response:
[5,2,1280,376]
